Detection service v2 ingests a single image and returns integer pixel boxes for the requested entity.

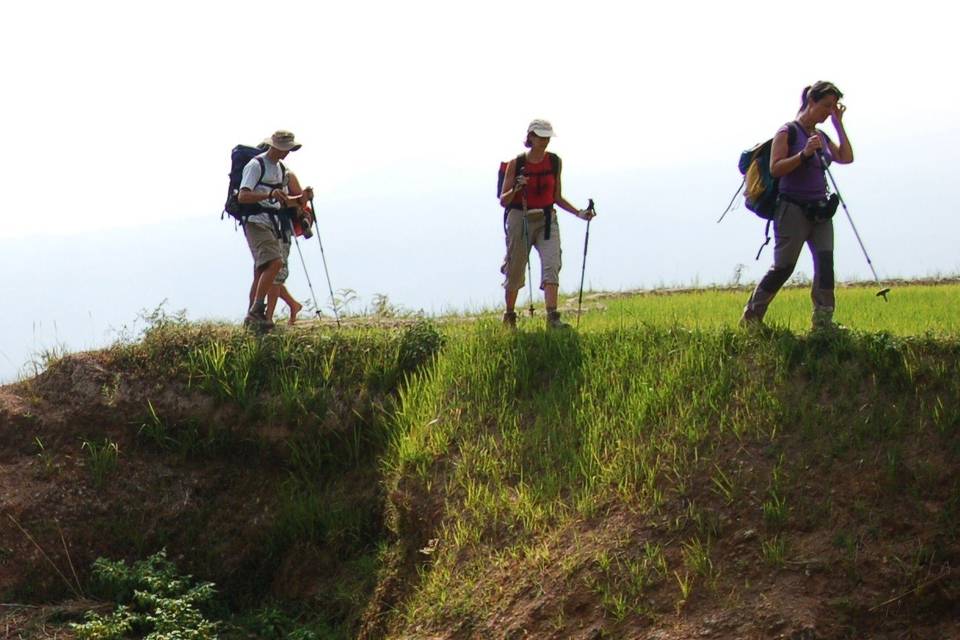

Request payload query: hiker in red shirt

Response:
[499,119,596,329]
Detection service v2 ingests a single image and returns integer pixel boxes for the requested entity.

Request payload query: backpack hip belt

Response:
[507,205,555,239]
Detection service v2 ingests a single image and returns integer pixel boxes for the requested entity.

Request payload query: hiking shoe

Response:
[502,311,517,329]
[811,309,844,332]
[244,309,275,333]
[739,307,765,329]
[546,310,569,329]
[811,320,847,333]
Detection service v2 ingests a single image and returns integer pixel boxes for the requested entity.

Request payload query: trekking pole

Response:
[291,233,322,318]
[308,198,342,326]
[520,192,535,317]
[716,178,745,223]
[819,154,891,301]
[576,198,595,329]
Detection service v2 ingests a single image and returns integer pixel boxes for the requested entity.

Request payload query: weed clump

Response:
[72,550,218,639]
[397,320,444,373]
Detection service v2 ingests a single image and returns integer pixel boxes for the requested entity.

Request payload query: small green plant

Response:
[642,542,669,578]
[370,292,406,318]
[761,535,787,567]
[594,549,612,573]
[138,400,174,450]
[832,530,862,580]
[710,464,737,504]
[23,343,69,378]
[320,287,358,317]
[138,299,189,335]
[600,590,630,622]
[72,550,218,639]
[397,320,444,373]
[762,491,789,530]
[674,570,693,613]
[82,438,120,487]
[187,339,258,407]
[681,537,714,579]
[34,436,56,475]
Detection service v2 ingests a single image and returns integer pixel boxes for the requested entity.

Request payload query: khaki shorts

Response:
[274,241,291,285]
[501,208,561,291]
[244,221,283,269]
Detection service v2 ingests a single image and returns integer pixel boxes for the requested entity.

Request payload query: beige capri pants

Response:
[501,208,561,291]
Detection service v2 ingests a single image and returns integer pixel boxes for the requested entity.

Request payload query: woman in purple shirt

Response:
[741,81,855,329]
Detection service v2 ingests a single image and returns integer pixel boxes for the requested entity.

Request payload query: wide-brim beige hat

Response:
[527,119,555,138]
[264,130,302,151]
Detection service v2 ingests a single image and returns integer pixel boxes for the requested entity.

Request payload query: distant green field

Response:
[572,282,960,336]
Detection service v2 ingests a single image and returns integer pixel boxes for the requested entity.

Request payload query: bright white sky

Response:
[2,0,959,380]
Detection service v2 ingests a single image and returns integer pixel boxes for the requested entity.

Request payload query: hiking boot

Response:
[546,310,569,329]
[739,307,765,329]
[811,308,844,332]
[244,308,275,333]
[502,311,517,329]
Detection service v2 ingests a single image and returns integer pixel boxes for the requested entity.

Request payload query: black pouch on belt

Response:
[805,194,840,221]
[813,193,839,220]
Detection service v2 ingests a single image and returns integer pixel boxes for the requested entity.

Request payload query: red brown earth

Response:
[2,343,960,639]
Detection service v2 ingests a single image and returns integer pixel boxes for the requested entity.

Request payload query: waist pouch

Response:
[781,193,839,221]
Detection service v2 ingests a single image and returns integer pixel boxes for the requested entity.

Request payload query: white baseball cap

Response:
[527,119,556,137]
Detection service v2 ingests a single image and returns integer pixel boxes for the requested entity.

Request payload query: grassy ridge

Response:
[44,318,444,638]
[13,285,959,638]
[378,310,960,635]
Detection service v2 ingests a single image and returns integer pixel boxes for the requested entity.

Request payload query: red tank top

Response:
[513,153,558,209]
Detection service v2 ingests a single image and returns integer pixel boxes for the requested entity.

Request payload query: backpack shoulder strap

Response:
[547,152,561,176]
[254,156,287,189]
[515,152,526,176]
[786,121,799,147]
[254,157,266,187]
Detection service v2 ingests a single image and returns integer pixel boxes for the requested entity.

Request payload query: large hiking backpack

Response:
[739,122,798,220]
[223,144,286,221]
[718,123,798,258]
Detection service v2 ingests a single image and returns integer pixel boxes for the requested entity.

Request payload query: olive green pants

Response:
[744,199,835,323]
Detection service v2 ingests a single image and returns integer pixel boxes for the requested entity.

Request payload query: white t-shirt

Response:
[239,153,287,227]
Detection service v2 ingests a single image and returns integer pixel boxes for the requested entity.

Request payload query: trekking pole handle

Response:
[581,198,596,222]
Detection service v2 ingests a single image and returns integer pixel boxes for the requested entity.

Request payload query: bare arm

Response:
[499,159,527,208]
[554,175,578,215]
[553,175,595,220]
[770,129,806,178]
[237,162,287,205]
[828,104,854,164]
[286,172,314,224]
[238,187,284,205]
[287,172,315,201]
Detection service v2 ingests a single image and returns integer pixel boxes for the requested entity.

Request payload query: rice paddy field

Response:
[570,281,960,335]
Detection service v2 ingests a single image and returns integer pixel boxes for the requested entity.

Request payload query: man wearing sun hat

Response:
[236,130,313,331]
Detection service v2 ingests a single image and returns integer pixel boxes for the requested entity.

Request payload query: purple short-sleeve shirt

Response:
[778,121,833,202]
